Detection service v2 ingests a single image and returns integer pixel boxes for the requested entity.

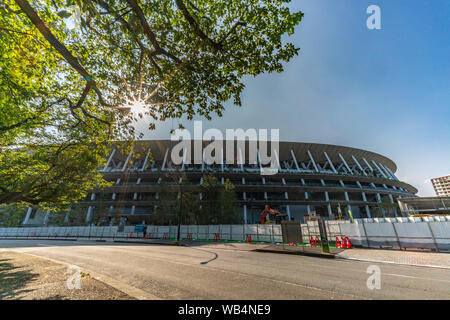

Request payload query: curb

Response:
[254,248,336,259]
[112,239,184,246]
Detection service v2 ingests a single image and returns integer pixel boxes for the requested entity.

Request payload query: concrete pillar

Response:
[86,207,94,223]
[344,192,351,213]
[286,205,291,220]
[325,192,333,218]
[243,205,248,224]
[362,192,367,202]
[85,192,96,223]
[64,208,71,223]
[388,194,398,217]
[43,210,50,225]
[22,207,33,225]
[365,205,372,218]
[376,193,381,202]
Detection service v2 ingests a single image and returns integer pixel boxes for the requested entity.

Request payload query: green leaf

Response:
[57,10,72,19]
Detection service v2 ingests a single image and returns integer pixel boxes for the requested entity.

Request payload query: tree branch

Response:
[13,0,122,110]
[126,0,184,64]
[174,0,222,50]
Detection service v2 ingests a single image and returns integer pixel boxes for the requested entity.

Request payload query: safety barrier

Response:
[0,223,347,248]
[1,218,448,251]
[0,224,284,243]
[338,217,450,251]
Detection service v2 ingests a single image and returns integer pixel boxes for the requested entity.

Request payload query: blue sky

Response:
[141,0,450,196]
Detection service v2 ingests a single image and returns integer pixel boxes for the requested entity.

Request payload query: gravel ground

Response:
[0,251,135,300]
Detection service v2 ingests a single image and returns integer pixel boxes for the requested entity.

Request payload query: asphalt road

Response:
[1,240,449,299]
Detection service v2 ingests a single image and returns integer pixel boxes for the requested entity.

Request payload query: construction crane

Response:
[260,205,287,224]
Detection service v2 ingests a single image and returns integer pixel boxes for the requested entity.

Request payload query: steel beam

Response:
[362,157,374,173]
[161,148,169,171]
[102,149,116,172]
[371,160,388,179]
[122,149,133,172]
[339,153,353,174]
[141,148,151,171]
[323,152,338,174]
[307,150,319,172]
[352,155,367,176]
[290,149,301,172]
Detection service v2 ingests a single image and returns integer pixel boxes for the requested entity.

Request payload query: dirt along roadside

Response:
[0,251,135,300]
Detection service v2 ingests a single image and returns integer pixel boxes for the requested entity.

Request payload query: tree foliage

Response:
[0,204,28,227]
[197,174,239,224]
[377,197,400,218]
[0,0,303,210]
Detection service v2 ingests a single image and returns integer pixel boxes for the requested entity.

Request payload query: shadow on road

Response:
[183,245,219,265]
[0,258,38,299]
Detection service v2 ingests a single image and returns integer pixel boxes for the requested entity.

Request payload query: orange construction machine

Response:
[260,205,288,224]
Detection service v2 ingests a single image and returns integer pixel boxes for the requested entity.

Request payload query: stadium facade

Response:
[22,140,418,226]
[431,175,450,197]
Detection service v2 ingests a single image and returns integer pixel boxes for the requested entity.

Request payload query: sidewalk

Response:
[336,248,450,269]
[254,244,343,258]
[0,251,134,300]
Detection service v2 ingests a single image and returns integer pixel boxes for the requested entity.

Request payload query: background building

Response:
[22,140,418,226]
[397,197,450,216]
[431,175,450,197]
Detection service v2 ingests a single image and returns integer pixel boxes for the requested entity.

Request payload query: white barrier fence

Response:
[1,217,448,251]
[0,224,284,243]
[338,216,450,251]
[0,222,345,244]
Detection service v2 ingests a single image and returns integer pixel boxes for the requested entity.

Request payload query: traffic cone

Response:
[345,236,352,249]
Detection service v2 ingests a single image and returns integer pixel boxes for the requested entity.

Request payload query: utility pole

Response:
[177,182,183,243]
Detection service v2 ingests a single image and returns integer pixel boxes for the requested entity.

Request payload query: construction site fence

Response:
[337,216,450,252]
[1,216,449,251]
[0,222,344,244]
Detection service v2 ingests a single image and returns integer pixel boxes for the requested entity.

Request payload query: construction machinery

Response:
[260,205,288,224]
